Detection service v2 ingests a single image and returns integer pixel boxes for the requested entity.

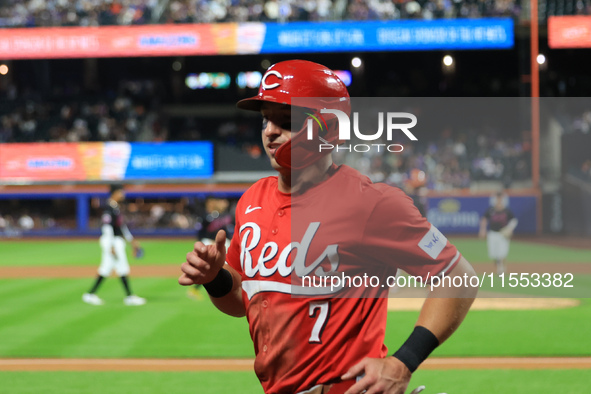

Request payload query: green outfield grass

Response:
[0,278,253,358]
[0,239,194,266]
[1,238,590,267]
[410,369,591,394]
[0,277,590,358]
[473,273,591,298]
[1,237,590,393]
[450,238,591,264]
[1,369,589,394]
[388,298,591,357]
[0,371,261,394]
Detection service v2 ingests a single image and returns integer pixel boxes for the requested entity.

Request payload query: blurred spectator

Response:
[572,110,591,135]
[18,213,35,230]
[0,214,21,237]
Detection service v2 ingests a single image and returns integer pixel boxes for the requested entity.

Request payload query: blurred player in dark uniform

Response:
[196,197,235,243]
[479,191,518,275]
[83,184,146,306]
[188,197,234,300]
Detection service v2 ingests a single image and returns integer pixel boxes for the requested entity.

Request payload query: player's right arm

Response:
[179,230,245,317]
[478,217,488,238]
[479,208,490,239]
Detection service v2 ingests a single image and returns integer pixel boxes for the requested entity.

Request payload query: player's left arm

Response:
[344,188,478,393]
[343,256,476,394]
[120,223,140,247]
[499,210,518,238]
[479,207,491,239]
[415,255,477,341]
[478,217,488,238]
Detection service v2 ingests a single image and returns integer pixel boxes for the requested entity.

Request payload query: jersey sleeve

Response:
[361,187,460,280]
[101,208,113,226]
[120,224,133,242]
[483,207,492,220]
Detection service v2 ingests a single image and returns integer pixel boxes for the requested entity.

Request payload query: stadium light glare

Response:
[237,71,263,89]
[443,55,454,67]
[261,59,271,69]
[185,72,231,89]
[0,64,8,75]
[172,61,182,71]
[536,54,546,65]
[351,57,362,68]
[334,70,352,87]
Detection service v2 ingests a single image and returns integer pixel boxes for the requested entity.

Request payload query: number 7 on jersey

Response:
[308,301,331,343]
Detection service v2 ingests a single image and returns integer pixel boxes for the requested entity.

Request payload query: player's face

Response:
[260,103,297,170]
[112,190,125,203]
[494,196,505,210]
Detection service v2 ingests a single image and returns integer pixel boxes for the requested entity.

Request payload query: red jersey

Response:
[226,165,460,394]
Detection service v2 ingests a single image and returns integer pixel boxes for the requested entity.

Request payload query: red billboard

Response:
[0,24,240,59]
[548,16,591,48]
[0,143,88,181]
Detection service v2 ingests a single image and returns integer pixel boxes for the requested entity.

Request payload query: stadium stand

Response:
[537,0,591,21]
[334,128,531,191]
[1,0,591,28]
[345,0,521,21]
[0,0,161,28]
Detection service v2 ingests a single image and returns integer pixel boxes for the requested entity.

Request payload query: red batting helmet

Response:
[236,60,351,169]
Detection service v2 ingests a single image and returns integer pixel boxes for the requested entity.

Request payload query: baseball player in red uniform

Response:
[180,60,477,394]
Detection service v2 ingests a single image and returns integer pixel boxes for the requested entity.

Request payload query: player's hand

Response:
[133,245,144,259]
[342,357,412,394]
[499,227,513,239]
[111,246,117,257]
[179,230,227,286]
[478,230,486,239]
[131,239,143,258]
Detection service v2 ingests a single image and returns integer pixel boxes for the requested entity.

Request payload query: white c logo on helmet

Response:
[261,70,283,90]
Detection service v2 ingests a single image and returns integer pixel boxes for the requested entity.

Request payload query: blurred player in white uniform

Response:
[82,184,146,306]
[479,191,518,275]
